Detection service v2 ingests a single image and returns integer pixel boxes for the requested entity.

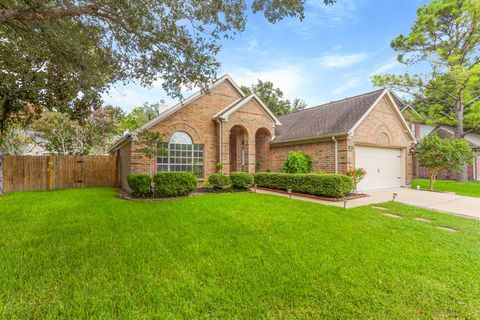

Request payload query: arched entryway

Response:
[229,125,249,172]
[255,128,271,172]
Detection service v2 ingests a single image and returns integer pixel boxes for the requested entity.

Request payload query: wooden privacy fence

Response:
[2,155,119,193]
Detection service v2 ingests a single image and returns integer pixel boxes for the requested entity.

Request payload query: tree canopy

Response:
[0,0,335,144]
[417,133,473,190]
[372,0,480,181]
[241,80,307,115]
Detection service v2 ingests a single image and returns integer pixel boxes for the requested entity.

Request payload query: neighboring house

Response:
[110,75,416,192]
[395,95,480,181]
[415,126,480,181]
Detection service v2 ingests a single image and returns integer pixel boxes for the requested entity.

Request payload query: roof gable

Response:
[137,75,245,133]
[349,90,416,141]
[213,94,281,125]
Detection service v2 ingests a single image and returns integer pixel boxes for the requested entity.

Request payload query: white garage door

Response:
[355,146,403,192]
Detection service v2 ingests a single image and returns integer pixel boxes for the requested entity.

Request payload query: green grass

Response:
[413,178,480,197]
[0,188,479,319]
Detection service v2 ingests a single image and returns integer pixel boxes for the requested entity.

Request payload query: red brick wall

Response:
[267,138,351,173]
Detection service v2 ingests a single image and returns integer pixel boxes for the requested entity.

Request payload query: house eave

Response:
[271,132,349,147]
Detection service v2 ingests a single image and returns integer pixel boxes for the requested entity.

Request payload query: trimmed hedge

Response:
[255,173,354,198]
[153,172,197,197]
[229,172,254,190]
[127,174,152,196]
[207,173,231,190]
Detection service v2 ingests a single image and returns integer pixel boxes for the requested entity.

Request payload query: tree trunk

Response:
[454,104,468,182]
[429,169,437,191]
[0,147,4,195]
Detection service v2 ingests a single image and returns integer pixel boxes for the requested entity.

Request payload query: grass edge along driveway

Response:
[412,178,480,198]
[0,188,479,319]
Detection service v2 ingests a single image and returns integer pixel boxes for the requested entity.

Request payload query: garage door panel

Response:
[355,146,403,192]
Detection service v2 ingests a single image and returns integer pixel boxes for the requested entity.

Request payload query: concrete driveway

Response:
[365,188,480,219]
[256,187,480,219]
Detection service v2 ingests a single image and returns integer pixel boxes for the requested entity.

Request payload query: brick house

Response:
[110,75,416,192]
[396,99,480,181]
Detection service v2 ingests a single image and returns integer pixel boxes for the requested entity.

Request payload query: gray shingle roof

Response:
[274,89,385,143]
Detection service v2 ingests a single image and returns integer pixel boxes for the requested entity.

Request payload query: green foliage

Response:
[1,124,34,155]
[207,173,231,190]
[255,173,354,198]
[127,174,152,197]
[417,134,474,189]
[372,0,480,181]
[153,172,197,197]
[136,131,167,176]
[33,112,91,155]
[372,0,480,134]
[32,108,123,155]
[215,163,224,173]
[121,103,158,131]
[241,80,307,115]
[0,1,336,142]
[282,151,313,174]
[229,172,254,190]
[266,168,272,173]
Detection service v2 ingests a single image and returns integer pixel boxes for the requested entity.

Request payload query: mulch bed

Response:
[255,187,369,202]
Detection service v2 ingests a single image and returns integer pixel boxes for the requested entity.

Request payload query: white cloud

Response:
[369,57,399,76]
[333,77,363,95]
[225,63,309,101]
[317,53,368,69]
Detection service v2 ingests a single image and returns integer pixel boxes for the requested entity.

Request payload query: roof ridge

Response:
[279,88,386,118]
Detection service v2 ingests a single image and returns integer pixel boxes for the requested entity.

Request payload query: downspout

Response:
[332,136,338,174]
[216,119,223,170]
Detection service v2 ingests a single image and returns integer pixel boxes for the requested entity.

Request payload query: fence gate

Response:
[2,155,119,193]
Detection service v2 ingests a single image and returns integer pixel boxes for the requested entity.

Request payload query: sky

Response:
[102,0,429,112]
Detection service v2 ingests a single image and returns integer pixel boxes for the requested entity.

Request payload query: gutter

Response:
[332,136,338,174]
[271,132,348,147]
[216,119,224,169]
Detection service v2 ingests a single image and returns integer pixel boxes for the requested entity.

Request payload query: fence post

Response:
[46,155,54,190]
[0,147,4,194]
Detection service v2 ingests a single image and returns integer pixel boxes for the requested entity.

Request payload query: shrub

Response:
[127,174,152,196]
[255,173,354,198]
[153,172,197,197]
[207,173,231,190]
[229,172,254,190]
[265,168,272,173]
[282,151,313,173]
[215,162,224,173]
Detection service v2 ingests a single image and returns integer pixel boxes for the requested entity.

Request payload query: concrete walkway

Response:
[256,187,480,220]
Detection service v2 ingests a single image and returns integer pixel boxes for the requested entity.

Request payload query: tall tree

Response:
[121,103,158,131]
[0,0,336,193]
[241,80,307,115]
[373,0,480,181]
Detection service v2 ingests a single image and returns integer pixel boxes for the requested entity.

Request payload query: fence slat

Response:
[2,155,118,193]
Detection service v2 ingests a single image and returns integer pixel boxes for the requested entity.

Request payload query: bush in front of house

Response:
[207,173,231,191]
[127,174,152,196]
[255,173,354,198]
[229,172,254,190]
[153,172,197,197]
[282,151,313,173]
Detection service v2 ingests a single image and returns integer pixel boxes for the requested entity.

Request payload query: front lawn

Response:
[412,178,480,198]
[0,189,479,318]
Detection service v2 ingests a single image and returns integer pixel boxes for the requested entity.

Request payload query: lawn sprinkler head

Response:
[253,183,257,193]
[287,189,292,199]
[343,196,348,209]
[392,193,398,202]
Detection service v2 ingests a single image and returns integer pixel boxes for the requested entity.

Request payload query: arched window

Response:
[157,131,204,178]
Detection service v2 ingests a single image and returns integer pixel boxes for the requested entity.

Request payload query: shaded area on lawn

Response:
[0,188,479,318]
[412,178,480,198]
